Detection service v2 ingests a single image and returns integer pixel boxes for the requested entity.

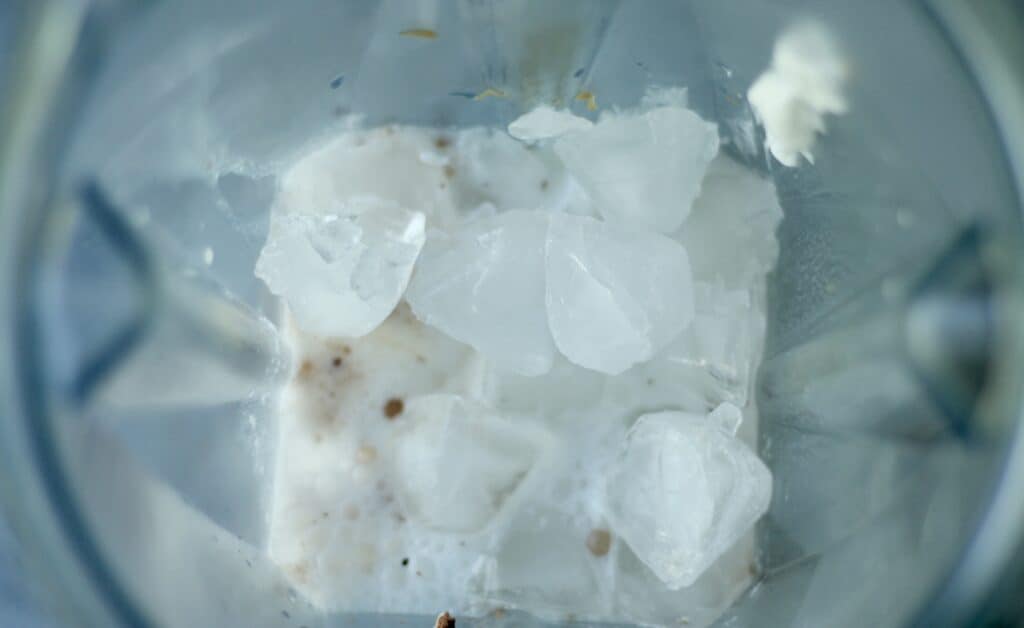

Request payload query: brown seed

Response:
[434,611,455,628]
[434,136,451,149]
[586,529,612,557]
[332,357,343,368]
[540,179,549,190]
[384,397,405,419]
[443,164,456,179]
[297,360,314,378]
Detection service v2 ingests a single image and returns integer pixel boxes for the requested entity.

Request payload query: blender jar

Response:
[1,1,1024,627]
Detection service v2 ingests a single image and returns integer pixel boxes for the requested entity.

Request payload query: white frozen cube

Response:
[604,410,772,589]
[255,199,425,338]
[406,210,556,376]
[508,106,594,142]
[677,155,783,288]
[554,106,719,234]
[545,213,695,375]
[391,394,550,533]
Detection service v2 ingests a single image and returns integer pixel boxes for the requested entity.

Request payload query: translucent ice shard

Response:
[604,410,772,589]
[255,199,425,338]
[507,106,594,142]
[545,213,695,375]
[406,210,556,375]
[554,106,719,233]
[678,155,783,288]
[391,394,550,533]
[657,282,763,406]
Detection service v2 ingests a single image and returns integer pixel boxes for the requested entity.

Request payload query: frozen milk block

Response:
[255,199,425,338]
[605,410,772,589]
[554,106,719,234]
[392,394,550,533]
[545,213,695,375]
[407,210,556,376]
[507,106,594,142]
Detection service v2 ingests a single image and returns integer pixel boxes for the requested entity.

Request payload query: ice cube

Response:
[677,155,783,287]
[449,129,554,214]
[545,213,695,375]
[468,497,610,618]
[554,106,719,233]
[507,106,594,142]
[655,282,764,406]
[255,200,425,338]
[468,504,608,620]
[406,210,556,376]
[276,125,453,219]
[391,394,550,533]
[604,410,772,589]
[611,533,756,628]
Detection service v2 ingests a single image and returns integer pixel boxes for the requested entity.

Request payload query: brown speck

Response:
[434,611,454,628]
[393,511,407,523]
[540,179,549,190]
[400,28,438,40]
[474,87,505,101]
[586,528,612,557]
[434,136,451,150]
[332,356,343,368]
[492,608,507,619]
[415,354,427,364]
[443,164,456,179]
[384,397,405,419]
[343,345,352,355]
[321,511,330,519]
[298,360,314,378]
[343,504,360,520]
[575,90,598,111]
[401,557,410,567]
[356,445,378,464]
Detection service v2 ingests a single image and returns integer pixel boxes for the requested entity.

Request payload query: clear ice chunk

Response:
[507,106,594,142]
[655,282,763,407]
[677,155,783,288]
[604,410,772,589]
[391,394,550,533]
[449,129,555,214]
[545,213,695,375]
[468,504,608,620]
[255,199,425,338]
[554,106,720,234]
[406,210,556,376]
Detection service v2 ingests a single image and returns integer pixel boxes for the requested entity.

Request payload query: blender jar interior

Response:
[2,1,1024,627]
